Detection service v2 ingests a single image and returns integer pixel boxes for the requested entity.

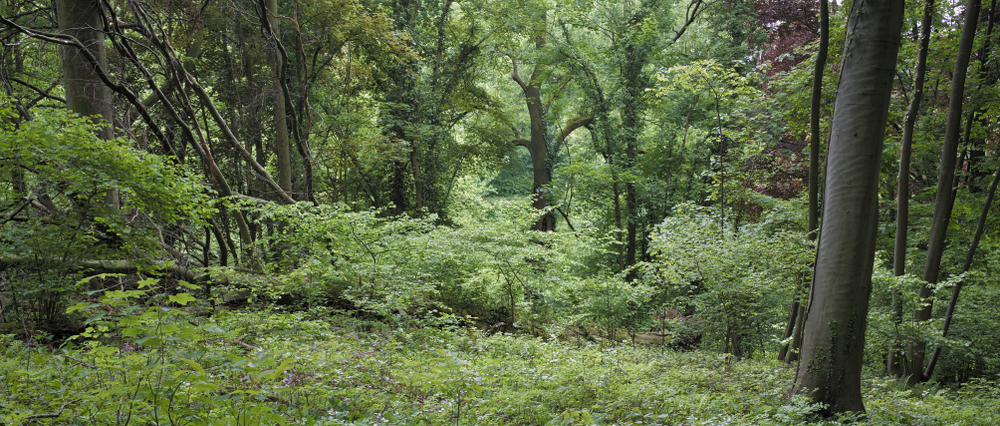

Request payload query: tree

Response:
[789,0,903,415]
[554,0,710,270]
[908,0,982,384]
[262,0,294,199]
[780,0,828,363]
[57,0,115,209]
[888,0,935,377]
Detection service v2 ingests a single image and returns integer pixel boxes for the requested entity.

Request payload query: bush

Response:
[0,108,211,332]
[247,199,633,335]
[643,201,813,357]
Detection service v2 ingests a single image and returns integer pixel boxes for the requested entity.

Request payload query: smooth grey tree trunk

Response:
[909,0,981,384]
[790,0,903,415]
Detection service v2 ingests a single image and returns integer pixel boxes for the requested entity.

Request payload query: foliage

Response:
[4,305,1000,425]
[1,279,294,425]
[644,200,813,357]
[867,245,1000,383]
[2,0,1000,416]
[0,107,212,328]
[238,199,632,336]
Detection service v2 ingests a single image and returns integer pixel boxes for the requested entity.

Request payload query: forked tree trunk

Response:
[908,0,981,384]
[790,0,903,415]
[512,19,555,232]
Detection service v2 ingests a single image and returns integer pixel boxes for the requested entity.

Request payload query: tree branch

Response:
[511,57,527,90]
[8,77,65,104]
[0,15,170,150]
[673,0,711,43]
[0,256,230,285]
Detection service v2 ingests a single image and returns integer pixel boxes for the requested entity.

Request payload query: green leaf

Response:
[190,381,220,392]
[122,327,143,338]
[179,356,207,375]
[66,302,95,314]
[267,356,295,381]
[178,280,202,290]
[169,293,197,306]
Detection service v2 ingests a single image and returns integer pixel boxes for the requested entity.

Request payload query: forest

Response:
[1,0,1000,423]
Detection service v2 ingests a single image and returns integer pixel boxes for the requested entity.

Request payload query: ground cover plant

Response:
[3,299,1000,425]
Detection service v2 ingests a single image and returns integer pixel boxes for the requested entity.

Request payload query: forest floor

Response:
[2,308,999,425]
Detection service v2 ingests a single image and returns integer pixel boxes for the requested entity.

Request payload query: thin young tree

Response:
[780,0,828,363]
[888,0,936,377]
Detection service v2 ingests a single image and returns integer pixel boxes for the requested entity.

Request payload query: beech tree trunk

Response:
[57,0,116,208]
[790,0,903,415]
[908,0,981,384]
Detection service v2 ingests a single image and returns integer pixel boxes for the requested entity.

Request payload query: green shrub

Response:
[0,108,211,331]
[644,201,813,357]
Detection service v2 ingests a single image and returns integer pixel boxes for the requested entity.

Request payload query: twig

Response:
[24,404,66,419]
[64,355,97,369]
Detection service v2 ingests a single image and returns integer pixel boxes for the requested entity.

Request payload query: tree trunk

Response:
[621,36,646,275]
[888,0,935,378]
[923,159,1000,379]
[57,0,116,208]
[790,0,903,415]
[58,0,112,138]
[513,63,554,231]
[807,0,829,239]
[908,0,981,384]
[782,0,828,362]
[266,0,293,196]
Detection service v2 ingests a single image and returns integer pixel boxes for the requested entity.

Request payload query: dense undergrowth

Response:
[3,304,1000,425]
[4,110,1000,424]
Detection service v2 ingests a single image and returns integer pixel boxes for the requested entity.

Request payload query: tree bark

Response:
[57,0,116,208]
[807,0,829,240]
[888,0,935,378]
[908,0,981,384]
[265,0,293,196]
[57,0,112,139]
[783,0,828,362]
[790,0,903,415]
